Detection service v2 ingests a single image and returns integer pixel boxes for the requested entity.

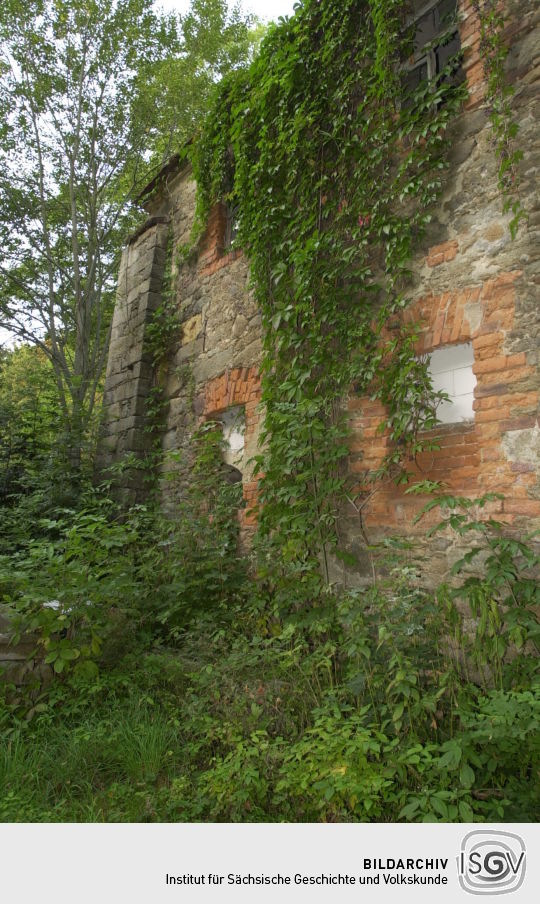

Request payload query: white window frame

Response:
[216,405,245,469]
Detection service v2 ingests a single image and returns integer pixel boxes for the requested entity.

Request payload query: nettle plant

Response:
[189,0,516,601]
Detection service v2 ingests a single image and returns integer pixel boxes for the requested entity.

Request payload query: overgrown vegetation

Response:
[0,0,536,825]
[0,346,60,505]
[0,0,258,479]
[1,483,538,822]
[473,0,527,238]
[191,0,468,601]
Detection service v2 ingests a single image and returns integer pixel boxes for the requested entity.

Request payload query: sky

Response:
[156,0,298,22]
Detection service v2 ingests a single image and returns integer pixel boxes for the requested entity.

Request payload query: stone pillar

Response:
[96,216,170,501]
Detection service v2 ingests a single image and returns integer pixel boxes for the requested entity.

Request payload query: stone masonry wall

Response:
[155,169,262,529]
[98,162,263,530]
[97,216,170,501]
[98,0,540,582]
[337,0,540,581]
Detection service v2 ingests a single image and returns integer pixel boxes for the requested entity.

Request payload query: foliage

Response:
[0,0,174,475]
[0,416,245,682]
[1,496,144,677]
[134,0,263,168]
[419,492,540,687]
[138,421,247,639]
[472,0,527,238]
[191,0,467,601]
[0,0,256,481]
[0,345,60,504]
[0,487,538,823]
[0,0,535,829]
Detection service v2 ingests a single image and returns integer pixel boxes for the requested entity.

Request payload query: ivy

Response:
[368,0,402,96]
[123,228,179,494]
[146,229,179,373]
[190,0,469,603]
[472,0,527,239]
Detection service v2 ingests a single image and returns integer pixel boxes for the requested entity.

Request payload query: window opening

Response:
[428,342,476,425]
[215,405,245,475]
[224,202,240,248]
[402,0,461,100]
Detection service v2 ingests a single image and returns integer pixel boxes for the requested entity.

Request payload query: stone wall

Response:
[340,0,540,579]
[96,216,171,501]
[98,162,263,526]
[98,0,540,579]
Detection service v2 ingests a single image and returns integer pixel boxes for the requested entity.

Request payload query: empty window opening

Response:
[216,405,245,472]
[428,342,476,424]
[225,202,240,248]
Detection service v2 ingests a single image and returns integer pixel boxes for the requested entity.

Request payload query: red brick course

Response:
[348,271,539,532]
[202,367,262,528]
[458,0,487,109]
[203,367,261,415]
[427,240,459,268]
[197,202,243,277]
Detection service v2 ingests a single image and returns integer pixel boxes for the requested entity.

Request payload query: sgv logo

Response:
[458,830,526,895]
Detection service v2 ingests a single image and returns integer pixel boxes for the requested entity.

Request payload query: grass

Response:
[1,604,538,824]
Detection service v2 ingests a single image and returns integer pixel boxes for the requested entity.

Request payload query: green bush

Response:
[0,490,538,822]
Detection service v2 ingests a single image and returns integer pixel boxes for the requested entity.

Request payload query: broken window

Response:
[215,406,245,483]
[224,202,240,248]
[402,0,461,100]
[428,342,476,424]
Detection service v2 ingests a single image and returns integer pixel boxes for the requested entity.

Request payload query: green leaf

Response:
[459,763,475,788]
[439,742,462,770]
[459,801,474,821]
[430,796,449,818]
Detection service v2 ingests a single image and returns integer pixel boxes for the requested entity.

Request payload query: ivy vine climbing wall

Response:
[191,0,469,599]
[99,0,537,600]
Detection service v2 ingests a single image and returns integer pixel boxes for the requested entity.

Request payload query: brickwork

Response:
[98,0,540,582]
[334,0,540,580]
[459,0,486,109]
[348,271,540,539]
[203,366,261,414]
[426,239,459,268]
[198,202,243,277]
[202,367,262,527]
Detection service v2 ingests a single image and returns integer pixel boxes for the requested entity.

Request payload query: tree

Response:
[0,344,59,502]
[0,0,259,484]
[0,0,178,478]
[138,0,263,167]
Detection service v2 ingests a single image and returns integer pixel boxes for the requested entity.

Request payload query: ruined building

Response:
[98,0,540,582]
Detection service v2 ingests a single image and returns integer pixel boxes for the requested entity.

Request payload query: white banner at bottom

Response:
[0,822,537,903]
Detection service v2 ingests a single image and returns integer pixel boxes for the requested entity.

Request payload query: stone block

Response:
[174,337,204,365]
[180,314,202,346]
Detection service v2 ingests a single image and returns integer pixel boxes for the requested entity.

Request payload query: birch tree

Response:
[0,0,175,476]
[0,0,258,483]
